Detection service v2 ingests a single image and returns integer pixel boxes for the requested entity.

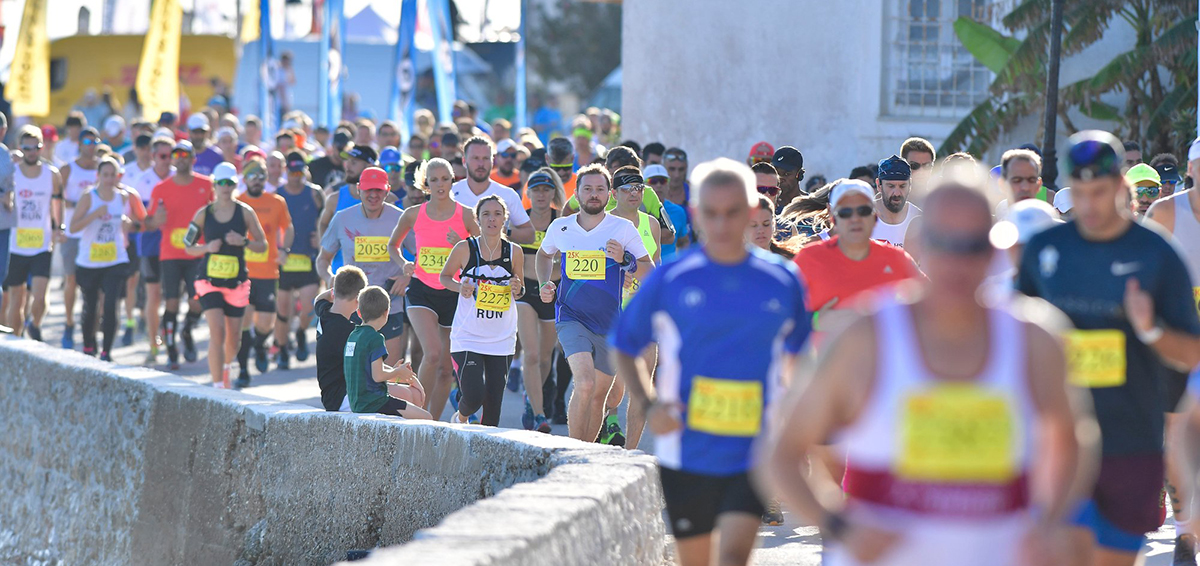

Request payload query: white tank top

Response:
[65,161,98,237]
[837,300,1036,519]
[870,203,920,247]
[10,164,55,257]
[75,189,129,269]
[449,238,518,356]
[1173,192,1200,286]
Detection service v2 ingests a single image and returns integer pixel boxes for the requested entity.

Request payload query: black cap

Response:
[134,134,152,148]
[522,148,547,173]
[332,131,352,148]
[772,146,804,171]
[1065,131,1123,181]
[345,145,377,165]
[81,126,100,139]
[877,155,911,181]
[286,151,307,171]
[1017,143,1042,157]
[1156,163,1183,184]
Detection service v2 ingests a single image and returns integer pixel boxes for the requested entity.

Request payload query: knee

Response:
[423,347,444,368]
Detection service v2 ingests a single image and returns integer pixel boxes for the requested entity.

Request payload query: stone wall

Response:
[0,337,667,566]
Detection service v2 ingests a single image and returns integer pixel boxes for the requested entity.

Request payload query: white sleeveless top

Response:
[870,203,920,247]
[837,300,1036,519]
[1173,192,1200,286]
[448,238,518,356]
[10,164,55,257]
[75,189,129,269]
[64,161,97,237]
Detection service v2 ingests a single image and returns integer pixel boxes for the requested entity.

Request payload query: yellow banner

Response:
[241,0,260,43]
[5,0,50,117]
[137,0,182,121]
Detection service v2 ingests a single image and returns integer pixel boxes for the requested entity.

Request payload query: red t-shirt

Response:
[148,174,214,261]
[792,236,919,311]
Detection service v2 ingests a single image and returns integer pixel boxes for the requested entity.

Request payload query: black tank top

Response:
[520,208,556,259]
[202,202,249,287]
[462,237,514,285]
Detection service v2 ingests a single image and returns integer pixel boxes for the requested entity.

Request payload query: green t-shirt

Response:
[344,325,389,413]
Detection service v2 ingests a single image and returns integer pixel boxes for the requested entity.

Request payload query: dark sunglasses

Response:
[21,145,41,153]
[382,164,402,173]
[923,231,992,256]
[171,150,192,158]
[244,172,266,181]
[757,185,780,197]
[81,138,98,146]
[750,156,772,165]
[616,183,644,194]
[215,179,238,187]
[499,152,518,159]
[835,205,874,219]
[647,177,668,185]
[1136,186,1160,198]
[907,160,925,171]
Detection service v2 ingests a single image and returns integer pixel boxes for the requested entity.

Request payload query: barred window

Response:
[885,0,999,118]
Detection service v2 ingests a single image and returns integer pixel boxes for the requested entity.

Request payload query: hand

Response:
[206,239,223,253]
[277,251,288,267]
[446,229,462,245]
[392,362,414,384]
[389,275,409,297]
[2,195,11,211]
[401,261,416,277]
[1124,278,1154,334]
[605,238,625,263]
[539,281,556,303]
[841,523,902,563]
[509,276,523,297]
[224,231,246,246]
[54,230,66,243]
[152,200,166,225]
[1017,524,1069,566]
[646,400,684,435]
[459,277,476,299]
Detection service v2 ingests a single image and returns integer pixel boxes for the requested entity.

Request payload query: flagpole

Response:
[514,0,526,132]
[258,0,273,136]
[317,0,330,129]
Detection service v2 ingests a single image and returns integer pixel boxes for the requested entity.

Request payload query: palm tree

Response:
[943,0,1196,158]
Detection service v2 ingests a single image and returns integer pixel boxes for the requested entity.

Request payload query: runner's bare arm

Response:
[1145,197,1177,234]
[316,248,337,286]
[1125,278,1200,370]
[68,192,96,233]
[317,192,338,238]
[314,288,333,305]
[613,351,657,423]
[388,207,418,270]
[51,169,64,229]
[511,250,525,296]
[438,240,470,294]
[463,207,481,238]
[650,221,662,264]
[508,220,535,245]
[903,216,923,263]
[243,205,269,254]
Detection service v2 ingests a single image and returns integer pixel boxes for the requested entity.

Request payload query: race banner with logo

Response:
[388,0,419,140]
[317,0,345,129]
[6,0,49,117]
[137,0,182,121]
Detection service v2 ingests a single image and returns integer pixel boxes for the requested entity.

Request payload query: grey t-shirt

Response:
[0,143,16,230]
[321,202,404,314]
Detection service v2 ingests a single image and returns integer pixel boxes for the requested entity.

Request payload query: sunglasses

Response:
[382,164,402,173]
[245,172,266,181]
[549,162,573,169]
[499,152,518,159]
[81,138,98,146]
[757,185,780,197]
[750,156,772,165]
[835,205,875,219]
[907,160,926,171]
[664,152,687,162]
[1136,186,1160,198]
[215,179,238,187]
[647,178,668,185]
[616,183,644,194]
[21,145,41,153]
[171,150,192,158]
[924,231,992,256]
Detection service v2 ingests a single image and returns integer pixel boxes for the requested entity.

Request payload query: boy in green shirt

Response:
[344,286,431,418]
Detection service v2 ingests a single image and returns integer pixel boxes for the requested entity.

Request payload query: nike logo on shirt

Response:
[1110,261,1140,276]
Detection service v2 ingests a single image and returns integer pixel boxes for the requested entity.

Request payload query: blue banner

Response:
[258,0,273,135]
[428,0,456,123]
[329,0,346,127]
[514,0,527,132]
[389,0,418,140]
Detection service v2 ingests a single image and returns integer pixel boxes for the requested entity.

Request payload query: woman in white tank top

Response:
[69,157,131,360]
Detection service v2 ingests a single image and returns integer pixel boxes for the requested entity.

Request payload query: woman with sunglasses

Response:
[516,168,564,432]
[389,158,480,420]
[70,157,136,361]
[182,162,268,388]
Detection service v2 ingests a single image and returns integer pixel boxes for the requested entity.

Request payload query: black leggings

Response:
[77,263,127,353]
[451,351,512,427]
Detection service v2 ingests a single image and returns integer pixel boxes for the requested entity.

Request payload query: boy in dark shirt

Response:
[314,266,367,411]
[344,286,429,418]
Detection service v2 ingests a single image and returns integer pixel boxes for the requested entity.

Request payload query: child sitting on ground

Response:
[343,286,430,418]
[315,266,367,411]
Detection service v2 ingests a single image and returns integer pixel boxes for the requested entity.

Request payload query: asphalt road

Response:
[18,271,1183,564]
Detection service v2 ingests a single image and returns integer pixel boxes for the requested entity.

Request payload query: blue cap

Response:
[877,154,911,181]
[380,146,401,166]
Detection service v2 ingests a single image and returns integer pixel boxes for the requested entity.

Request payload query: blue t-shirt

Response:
[660,200,690,262]
[610,247,811,475]
[1018,220,1200,456]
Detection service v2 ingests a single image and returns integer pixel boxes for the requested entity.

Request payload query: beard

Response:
[469,167,490,183]
[885,196,905,214]
[581,199,606,215]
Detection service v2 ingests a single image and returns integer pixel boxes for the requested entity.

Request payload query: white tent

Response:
[346,5,397,44]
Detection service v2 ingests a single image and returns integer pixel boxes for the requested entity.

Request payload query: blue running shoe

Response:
[522,396,535,430]
[534,414,552,434]
[450,386,460,411]
[61,325,75,349]
[468,412,480,425]
[506,366,522,392]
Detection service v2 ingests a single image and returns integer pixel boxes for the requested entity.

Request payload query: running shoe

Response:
[234,368,251,390]
[254,341,270,373]
[61,325,75,350]
[602,414,625,447]
[449,386,461,411]
[506,366,523,392]
[276,346,290,371]
[295,331,310,362]
[26,324,42,342]
[99,351,112,362]
[534,414,552,434]
[181,329,197,363]
[122,318,136,346]
[1175,534,1198,566]
[82,346,95,357]
[762,499,785,526]
[522,396,536,430]
[143,344,159,367]
[552,400,568,425]
[468,412,480,425]
[450,410,467,424]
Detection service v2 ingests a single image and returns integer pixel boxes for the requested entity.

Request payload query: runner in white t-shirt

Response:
[451,137,535,245]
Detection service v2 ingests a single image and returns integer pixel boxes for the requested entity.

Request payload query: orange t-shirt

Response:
[792,236,919,311]
[522,172,575,209]
[238,191,292,280]
[148,175,214,261]
[491,169,520,189]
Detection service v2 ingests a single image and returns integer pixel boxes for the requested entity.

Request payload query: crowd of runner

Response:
[6,101,1200,566]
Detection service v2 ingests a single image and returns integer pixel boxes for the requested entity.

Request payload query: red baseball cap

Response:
[41,124,59,142]
[748,141,774,163]
[359,167,389,191]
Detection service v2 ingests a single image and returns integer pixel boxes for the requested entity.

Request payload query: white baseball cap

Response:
[991,199,1061,249]
[103,115,125,138]
[1052,187,1073,213]
[215,126,237,141]
[829,179,875,209]
[186,113,210,131]
[213,162,238,184]
[154,127,175,140]
[496,138,517,154]
[1189,137,1200,162]
[643,164,669,180]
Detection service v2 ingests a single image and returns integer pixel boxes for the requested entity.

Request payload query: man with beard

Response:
[234,156,293,387]
[450,136,535,245]
[870,155,920,247]
[491,139,521,189]
[59,126,103,349]
[308,129,351,190]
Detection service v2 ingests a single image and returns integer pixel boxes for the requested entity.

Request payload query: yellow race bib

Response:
[686,376,763,437]
[418,246,452,273]
[206,254,239,279]
[896,385,1017,484]
[244,246,269,264]
[283,254,312,273]
[15,228,43,249]
[521,230,546,251]
[622,275,641,308]
[354,236,390,263]
[1193,287,1200,316]
[1066,330,1126,388]
[565,250,606,281]
[476,282,512,312]
[89,242,117,263]
[170,228,187,250]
